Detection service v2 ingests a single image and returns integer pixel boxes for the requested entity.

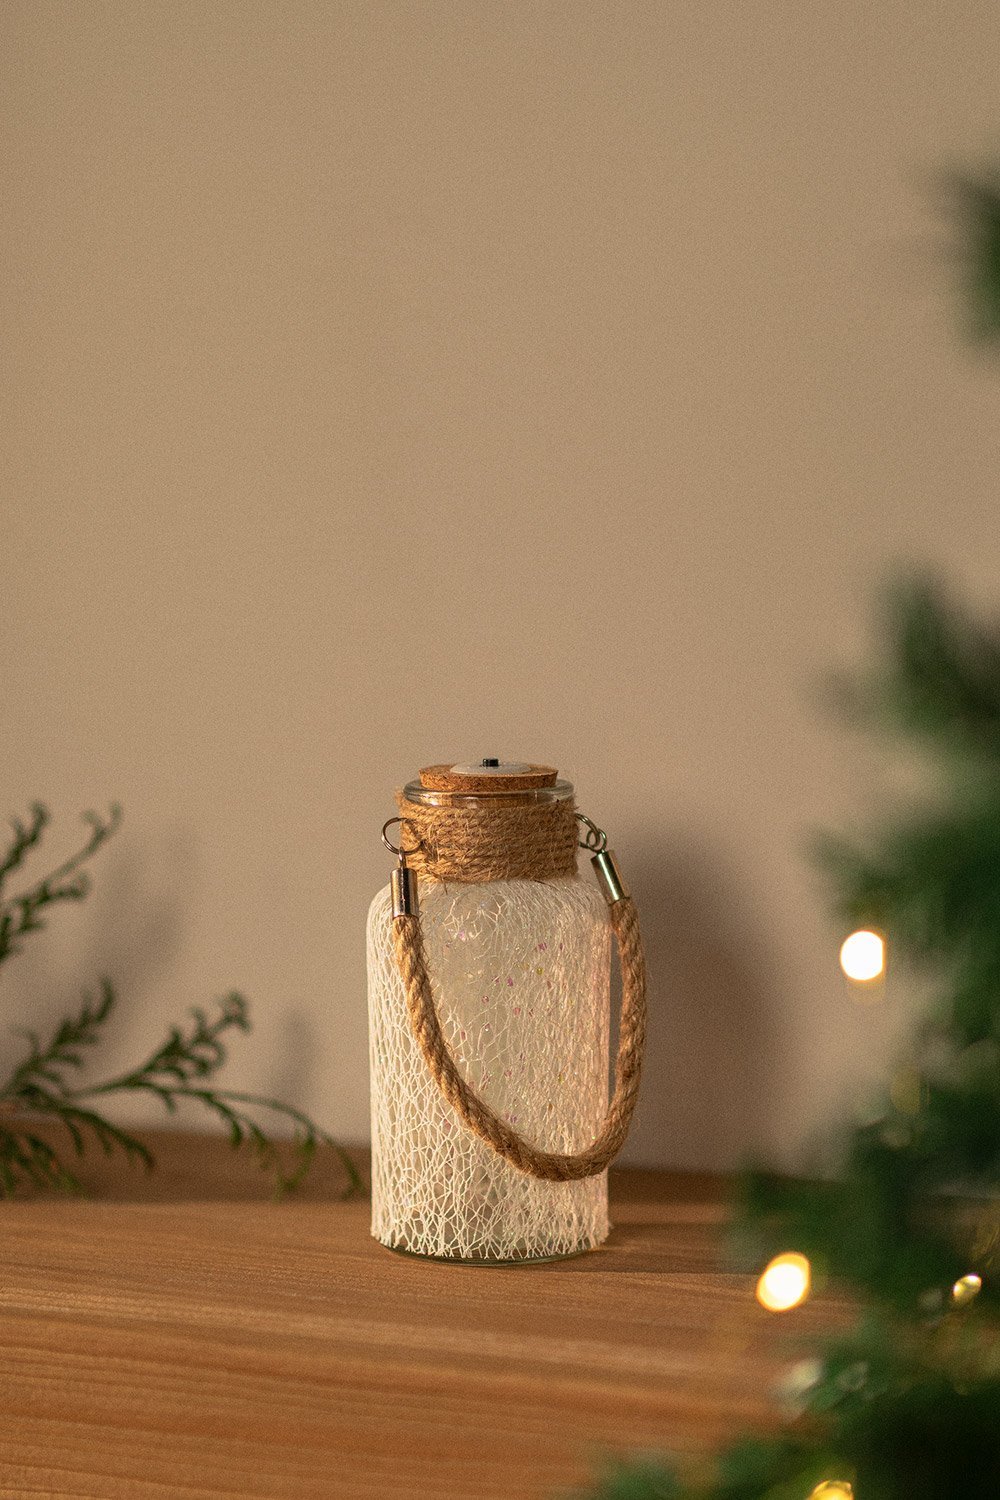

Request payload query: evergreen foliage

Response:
[578,580,1000,1500]
[0,804,361,1197]
[953,171,1000,341]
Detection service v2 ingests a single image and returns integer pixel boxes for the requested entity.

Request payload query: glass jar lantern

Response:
[366,759,646,1264]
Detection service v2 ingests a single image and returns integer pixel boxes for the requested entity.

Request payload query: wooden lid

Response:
[418,762,559,794]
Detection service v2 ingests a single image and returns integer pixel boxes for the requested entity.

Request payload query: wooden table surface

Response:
[0,1131,848,1500]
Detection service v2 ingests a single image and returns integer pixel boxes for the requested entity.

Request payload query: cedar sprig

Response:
[1,980,158,1193]
[0,807,361,1199]
[77,988,361,1195]
[0,804,121,967]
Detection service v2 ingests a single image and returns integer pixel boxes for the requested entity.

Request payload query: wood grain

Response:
[0,1132,849,1499]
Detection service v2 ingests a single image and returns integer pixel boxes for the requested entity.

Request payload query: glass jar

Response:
[367,766,611,1263]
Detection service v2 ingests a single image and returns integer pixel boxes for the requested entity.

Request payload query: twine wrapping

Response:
[395,790,578,883]
[390,793,647,1182]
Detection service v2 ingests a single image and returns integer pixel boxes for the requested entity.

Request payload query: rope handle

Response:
[389,862,647,1183]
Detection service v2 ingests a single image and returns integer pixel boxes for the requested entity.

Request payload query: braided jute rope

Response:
[390,794,647,1182]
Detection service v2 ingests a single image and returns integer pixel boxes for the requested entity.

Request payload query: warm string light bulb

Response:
[839,929,886,983]
[952,1272,983,1306]
[755,1251,811,1312]
[809,1484,854,1499]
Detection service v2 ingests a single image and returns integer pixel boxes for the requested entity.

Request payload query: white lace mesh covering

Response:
[367,874,611,1262]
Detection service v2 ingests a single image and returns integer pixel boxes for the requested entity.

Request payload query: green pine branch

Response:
[950,169,1000,342]
[575,158,1000,1500]
[576,579,1000,1500]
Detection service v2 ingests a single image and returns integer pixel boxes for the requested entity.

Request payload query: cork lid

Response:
[404,759,572,805]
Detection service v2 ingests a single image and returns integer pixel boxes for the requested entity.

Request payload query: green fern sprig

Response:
[0,806,361,1199]
[76,989,361,1195]
[6,979,116,1097]
[0,805,121,967]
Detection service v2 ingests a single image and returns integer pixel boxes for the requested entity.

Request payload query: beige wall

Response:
[4,1,1000,1171]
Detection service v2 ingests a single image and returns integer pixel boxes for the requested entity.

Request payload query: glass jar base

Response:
[375,1234,606,1266]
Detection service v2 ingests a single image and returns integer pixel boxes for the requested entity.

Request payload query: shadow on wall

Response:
[268,1005,324,1117]
[620,832,789,1174]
